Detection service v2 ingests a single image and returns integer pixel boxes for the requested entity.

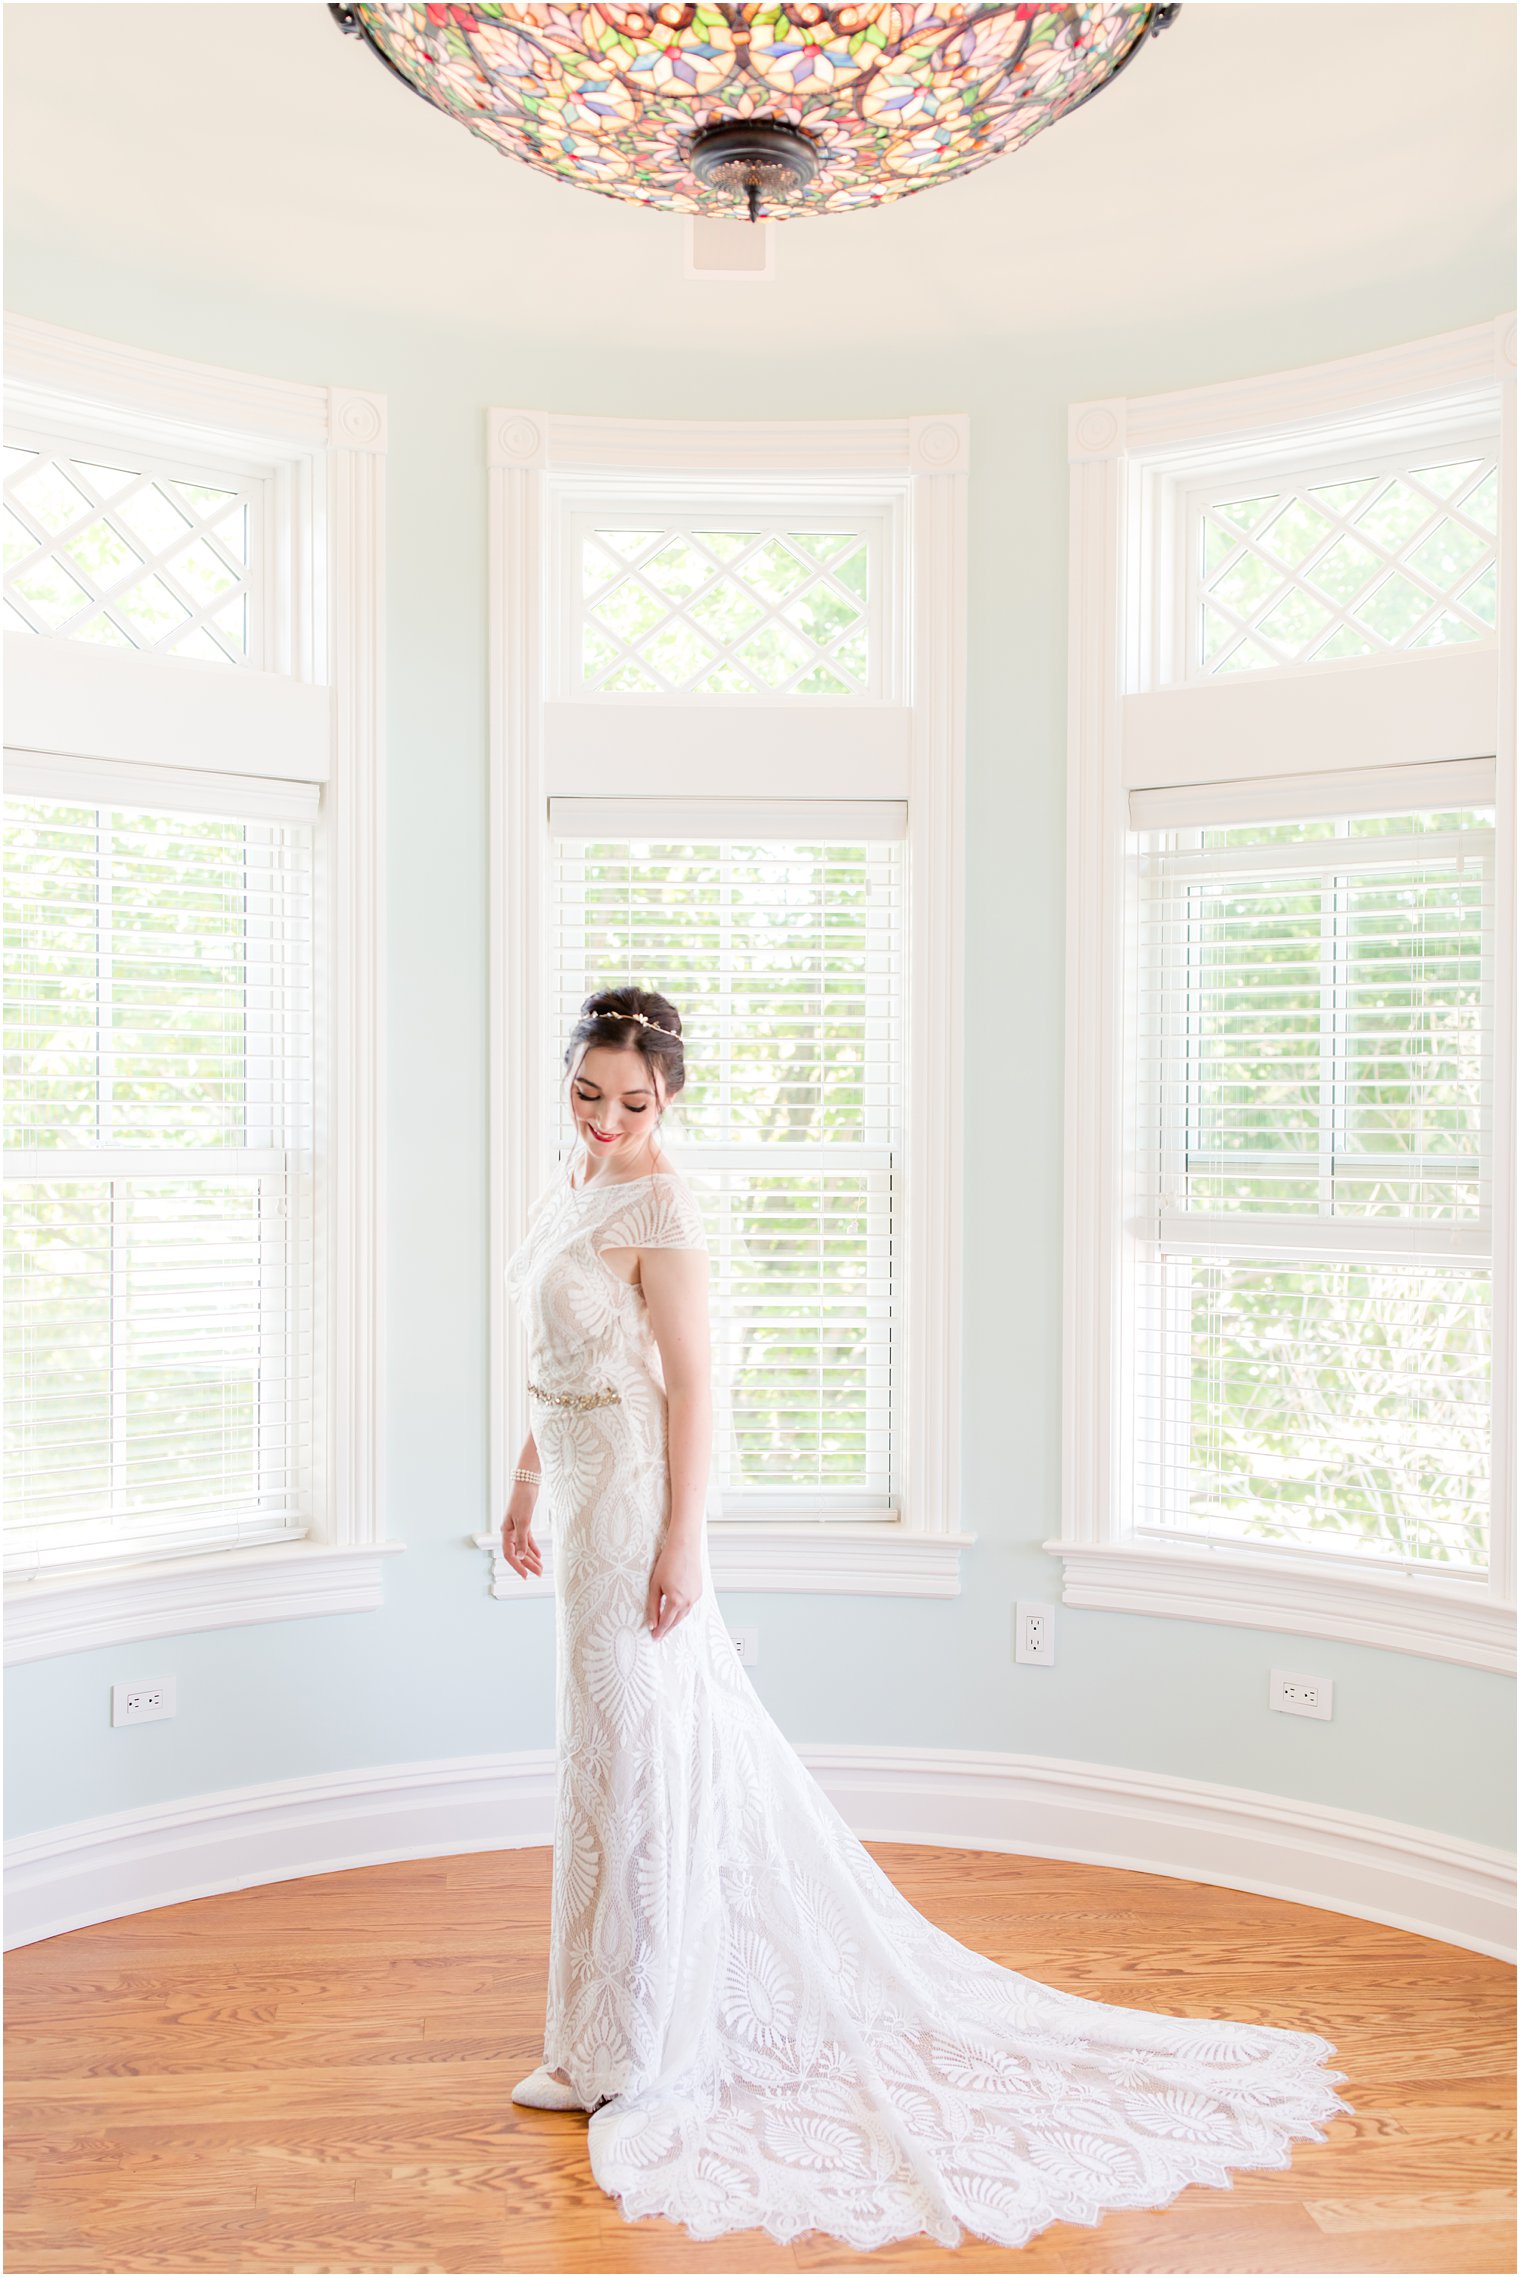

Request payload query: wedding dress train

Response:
[506,1153,1353,2253]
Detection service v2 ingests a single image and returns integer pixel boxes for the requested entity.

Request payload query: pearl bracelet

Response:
[513,1465,541,1487]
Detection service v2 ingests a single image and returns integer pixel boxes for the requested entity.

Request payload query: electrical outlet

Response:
[112,1677,177,1728]
[727,1626,759,1666]
[1015,1601,1055,1666]
[1269,1668,1333,1721]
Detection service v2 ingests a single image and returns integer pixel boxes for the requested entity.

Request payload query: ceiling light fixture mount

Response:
[331,5,1183,224]
[689,120,819,225]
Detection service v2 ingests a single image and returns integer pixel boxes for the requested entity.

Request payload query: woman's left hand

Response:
[645,1537,702,1641]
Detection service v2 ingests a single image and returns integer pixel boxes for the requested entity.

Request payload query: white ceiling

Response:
[4,2,1514,355]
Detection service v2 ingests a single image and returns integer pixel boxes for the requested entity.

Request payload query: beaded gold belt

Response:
[528,1381,621,1411]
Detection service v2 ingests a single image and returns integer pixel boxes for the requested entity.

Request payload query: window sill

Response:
[1042,1536,1515,1675]
[4,1538,407,1666]
[477,1522,977,1600]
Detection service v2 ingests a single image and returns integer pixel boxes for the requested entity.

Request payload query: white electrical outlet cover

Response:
[1269,1667,1333,1721]
[112,1676,177,1727]
[1014,1600,1056,1665]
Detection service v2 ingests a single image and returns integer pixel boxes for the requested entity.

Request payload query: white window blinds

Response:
[4,779,315,1579]
[1128,777,1495,1577]
[549,799,905,1517]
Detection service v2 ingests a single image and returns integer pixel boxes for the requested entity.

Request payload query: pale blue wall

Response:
[3,245,1513,1852]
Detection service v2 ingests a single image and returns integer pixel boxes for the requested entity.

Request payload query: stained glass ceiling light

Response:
[330,4,1182,223]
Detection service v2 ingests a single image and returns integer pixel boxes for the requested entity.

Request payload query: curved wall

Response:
[3,7,1514,1866]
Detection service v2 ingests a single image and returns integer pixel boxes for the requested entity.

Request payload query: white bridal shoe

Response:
[511,2064,608,2112]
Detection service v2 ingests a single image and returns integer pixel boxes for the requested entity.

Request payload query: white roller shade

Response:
[4,787,315,1578]
[549,807,904,1517]
[1128,791,1495,1577]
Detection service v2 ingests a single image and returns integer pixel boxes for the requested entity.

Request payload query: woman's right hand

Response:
[501,1485,543,1580]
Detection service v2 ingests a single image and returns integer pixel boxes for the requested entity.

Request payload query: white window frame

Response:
[482,411,972,1598]
[1056,313,1517,1675]
[3,315,397,1662]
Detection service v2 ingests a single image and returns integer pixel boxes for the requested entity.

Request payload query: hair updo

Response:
[565,986,687,1107]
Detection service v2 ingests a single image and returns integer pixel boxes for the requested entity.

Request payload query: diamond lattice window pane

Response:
[784,585,860,646]
[75,614,134,649]
[643,539,711,603]
[1260,500,1335,568]
[3,508,38,570]
[740,540,812,601]
[601,529,662,562]
[1460,565,1496,627]
[1354,573,1432,643]
[689,580,764,642]
[1410,610,1481,651]
[10,462,92,537]
[643,622,717,685]
[692,661,754,694]
[170,480,238,516]
[9,562,90,629]
[166,541,239,609]
[112,485,193,553]
[794,664,854,695]
[578,524,873,696]
[211,504,250,566]
[738,624,812,688]
[114,576,191,643]
[1412,457,1483,500]
[1459,471,1498,532]
[73,458,138,500]
[61,520,142,591]
[4,443,258,663]
[211,595,248,658]
[177,625,233,665]
[1314,624,1378,661]
[1193,442,1500,677]
[1307,534,1380,605]
[596,578,667,643]
[694,530,758,561]
[1406,519,1490,591]
[1256,589,1334,649]
[1355,481,1437,551]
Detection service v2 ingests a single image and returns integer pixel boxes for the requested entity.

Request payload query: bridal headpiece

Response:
[592,1007,680,1041]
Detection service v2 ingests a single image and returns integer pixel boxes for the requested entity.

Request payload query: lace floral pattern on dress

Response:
[506,1151,1354,2252]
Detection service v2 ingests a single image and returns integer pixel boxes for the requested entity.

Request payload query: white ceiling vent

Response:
[684,216,774,281]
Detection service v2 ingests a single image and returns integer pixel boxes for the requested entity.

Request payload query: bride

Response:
[501,985,1353,2253]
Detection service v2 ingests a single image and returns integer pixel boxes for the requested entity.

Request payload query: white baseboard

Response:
[5,1744,1512,1962]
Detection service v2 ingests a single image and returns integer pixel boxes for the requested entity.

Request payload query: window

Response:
[5,784,315,1579]
[1129,784,1495,1577]
[4,435,259,664]
[1188,440,1499,678]
[550,804,904,1517]
[4,316,391,1663]
[571,515,881,698]
[487,410,969,1596]
[1058,315,1514,1673]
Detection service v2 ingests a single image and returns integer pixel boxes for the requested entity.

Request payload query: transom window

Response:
[551,807,904,1514]
[573,516,877,698]
[1188,442,1498,678]
[3,437,257,665]
[1130,796,1495,1576]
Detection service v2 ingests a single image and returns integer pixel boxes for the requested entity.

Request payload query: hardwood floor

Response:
[6,1844,1514,2273]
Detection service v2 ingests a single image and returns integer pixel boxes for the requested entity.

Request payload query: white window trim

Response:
[3,315,397,1663]
[1056,313,1517,1676]
[481,410,973,1597]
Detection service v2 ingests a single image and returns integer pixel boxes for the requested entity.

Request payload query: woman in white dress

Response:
[501,986,1354,2254]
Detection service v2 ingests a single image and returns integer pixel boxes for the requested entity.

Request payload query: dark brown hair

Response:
[564,986,687,1106]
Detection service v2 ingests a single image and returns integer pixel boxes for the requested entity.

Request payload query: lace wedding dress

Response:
[506,1150,1353,2253]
